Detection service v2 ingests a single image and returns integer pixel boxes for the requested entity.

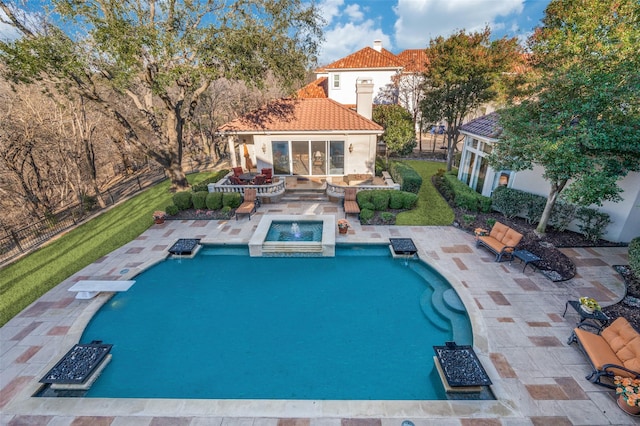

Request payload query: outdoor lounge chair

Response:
[235,188,258,220]
[343,187,360,217]
[232,166,244,177]
[476,221,523,262]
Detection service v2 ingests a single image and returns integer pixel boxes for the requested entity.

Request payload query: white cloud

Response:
[318,0,346,26]
[318,19,391,65]
[344,3,365,21]
[393,0,524,49]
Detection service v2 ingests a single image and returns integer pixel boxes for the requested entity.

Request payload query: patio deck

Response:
[0,200,632,425]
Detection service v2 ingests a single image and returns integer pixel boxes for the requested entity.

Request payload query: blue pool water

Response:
[80,245,472,400]
[265,221,323,242]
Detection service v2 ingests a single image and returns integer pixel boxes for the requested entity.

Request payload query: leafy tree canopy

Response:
[490,0,640,234]
[420,27,522,171]
[0,0,323,189]
[373,104,415,157]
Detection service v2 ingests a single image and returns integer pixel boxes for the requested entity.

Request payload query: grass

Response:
[0,164,451,326]
[0,171,223,327]
[395,160,455,226]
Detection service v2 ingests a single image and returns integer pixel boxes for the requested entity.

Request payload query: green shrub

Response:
[629,237,640,277]
[82,194,98,212]
[381,212,396,224]
[524,194,546,224]
[401,192,418,209]
[173,191,193,210]
[223,192,242,209]
[462,214,476,227]
[360,201,375,211]
[192,191,208,209]
[205,192,223,210]
[389,191,404,209]
[191,170,229,192]
[389,161,422,194]
[550,201,577,231]
[356,190,373,204]
[486,218,497,229]
[360,208,374,224]
[575,207,611,242]
[478,196,492,213]
[491,186,525,218]
[371,190,390,211]
[221,205,232,213]
[165,204,179,216]
[375,157,386,176]
[442,172,488,212]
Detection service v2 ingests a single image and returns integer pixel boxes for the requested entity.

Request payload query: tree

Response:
[0,0,322,190]
[420,28,521,171]
[489,0,640,234]
[372,104,415,165]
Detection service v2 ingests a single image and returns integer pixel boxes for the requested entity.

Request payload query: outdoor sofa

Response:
[475,221,523,262]
[568,316,640,388]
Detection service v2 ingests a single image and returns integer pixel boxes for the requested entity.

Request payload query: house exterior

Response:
[316,40,403,106]
[216,80,383,181]
[457,113,640,243]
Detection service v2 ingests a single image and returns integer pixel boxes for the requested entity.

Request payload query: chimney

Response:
[373,40,382,52]
[356,77,374,120]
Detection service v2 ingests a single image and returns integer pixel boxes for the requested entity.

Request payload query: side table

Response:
[563,300,609,332]
[511,249,541,272]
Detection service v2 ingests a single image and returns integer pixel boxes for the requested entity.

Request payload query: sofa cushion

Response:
[478,236,506,252]
[620,336,640,375]
[601,317,639,352]
[575,327,628,376]
[489,222,509,241]
[344,201,360,214]
[502,228,523,249]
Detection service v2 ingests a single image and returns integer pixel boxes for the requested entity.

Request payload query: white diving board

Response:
[68,280,136,299]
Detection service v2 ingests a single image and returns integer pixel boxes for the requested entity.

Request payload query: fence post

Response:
[10,230,24,253]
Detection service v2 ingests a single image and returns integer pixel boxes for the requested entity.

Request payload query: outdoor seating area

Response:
[568,316,640,388]
[475,221,523,262]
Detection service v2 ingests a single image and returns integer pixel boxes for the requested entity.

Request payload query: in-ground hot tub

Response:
[249,215,335,257]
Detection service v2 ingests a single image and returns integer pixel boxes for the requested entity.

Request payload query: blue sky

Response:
[1,0,551,65]
[317,0,550,64]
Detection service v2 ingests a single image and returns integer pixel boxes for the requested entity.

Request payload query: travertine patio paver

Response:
[0,201,634,425]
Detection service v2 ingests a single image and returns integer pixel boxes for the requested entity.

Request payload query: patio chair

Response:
[235,188,258,220]
[253,174,266,185]
[261,168,273,183]
[343,187,360,217]
[229,175,245,185]
[232,166,244,177]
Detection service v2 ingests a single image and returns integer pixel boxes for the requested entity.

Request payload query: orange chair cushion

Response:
[489,222,509,241]
[236,202,255,215]
[574,327,629,377]
[502,228,523,249]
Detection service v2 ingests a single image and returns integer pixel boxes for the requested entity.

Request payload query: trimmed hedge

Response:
[443,172,491,212]
[629,237,640,277]
[165,204,179,216]
[173,191,193,210]
[223,192,242,209]
[205,192,223,210]
[192,191,208,209]
[389,161,422,194]
[191,169,230,192]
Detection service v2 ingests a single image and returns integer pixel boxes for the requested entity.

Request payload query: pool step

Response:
[261,242,323,253]
[420,290,449,331]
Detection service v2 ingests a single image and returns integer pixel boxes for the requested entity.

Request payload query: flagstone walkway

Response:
[1,201,635,425]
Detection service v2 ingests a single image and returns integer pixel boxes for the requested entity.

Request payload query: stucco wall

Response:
[511,166,640,243]
[327,70,397,105]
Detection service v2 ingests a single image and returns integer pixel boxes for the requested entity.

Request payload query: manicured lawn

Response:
[0,171,222,327]
[396,160,455,226]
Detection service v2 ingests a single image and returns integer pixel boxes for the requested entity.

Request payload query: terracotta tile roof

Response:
[459,112,502,139]
[296,77,328,98]
[217,98,383,133]
[324,46,403,70]
[396,49,429,73]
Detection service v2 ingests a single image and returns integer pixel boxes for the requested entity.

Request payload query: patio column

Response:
[228,136,237,167]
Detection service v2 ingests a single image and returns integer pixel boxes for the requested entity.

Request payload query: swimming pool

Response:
[80,245,472,400]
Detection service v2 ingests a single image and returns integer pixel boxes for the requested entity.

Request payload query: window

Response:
[333,74,340,89]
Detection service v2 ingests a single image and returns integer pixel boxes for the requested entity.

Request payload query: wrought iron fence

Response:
[0,165,168,267]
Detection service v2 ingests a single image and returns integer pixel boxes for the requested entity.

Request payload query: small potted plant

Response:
[337,218,350,234]
[578,296,601,313]
[153,211,166,224]
[614,376,640,415]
